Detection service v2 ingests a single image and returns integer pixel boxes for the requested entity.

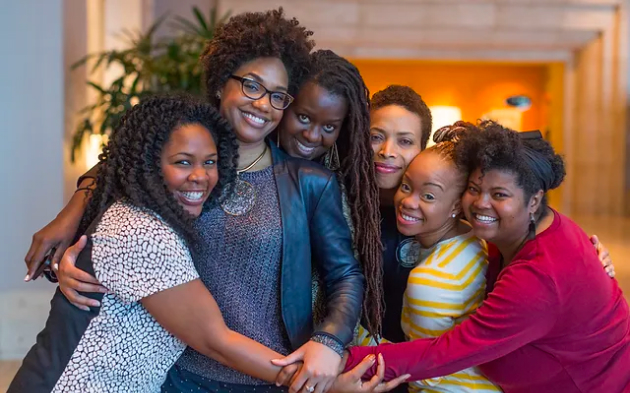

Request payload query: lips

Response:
[471,212,498,226]
[177,190,207,206]
[397,209,423,225]
[374,162,402,174]
[241,110,269,129]
[294,138,318,157]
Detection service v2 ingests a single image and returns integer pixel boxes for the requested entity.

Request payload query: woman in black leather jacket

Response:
[24,9,363,393]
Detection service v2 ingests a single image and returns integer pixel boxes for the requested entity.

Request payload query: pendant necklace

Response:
[221,144,268,216]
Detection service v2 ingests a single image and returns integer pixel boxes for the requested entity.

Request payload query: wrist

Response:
[310,332,345,358]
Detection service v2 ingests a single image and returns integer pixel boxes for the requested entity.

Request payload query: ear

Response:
[450,198,462,218]
[528,190,544,214]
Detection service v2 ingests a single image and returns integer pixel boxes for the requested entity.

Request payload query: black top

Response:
[379,205,415,343]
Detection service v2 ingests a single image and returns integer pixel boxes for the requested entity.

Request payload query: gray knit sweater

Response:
[176,166,291,385]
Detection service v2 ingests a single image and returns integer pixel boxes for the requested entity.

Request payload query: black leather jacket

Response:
[268,142,364,348]
[77,142,364,348]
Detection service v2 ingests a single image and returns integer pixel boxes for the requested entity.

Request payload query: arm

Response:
[344,261,558,382]
[91,211,300,386]
[403,252,488,390]
[25,164,100,280]
[142,279,290,383]
[311,175,365,344]
[281,175,365,393]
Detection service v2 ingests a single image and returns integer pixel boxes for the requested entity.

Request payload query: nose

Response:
[379,139,395,159]
[188,166,209,184]
[303,126,322,145]
[251,95,271,112]
[472,192,491,210]
[400,194,419,210]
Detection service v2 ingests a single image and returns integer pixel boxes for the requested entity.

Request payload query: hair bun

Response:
[433,121,476,144]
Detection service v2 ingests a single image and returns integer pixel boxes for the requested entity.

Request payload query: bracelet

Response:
[310,332,345,357]
[75,186,94,194]
[43,268,59,283]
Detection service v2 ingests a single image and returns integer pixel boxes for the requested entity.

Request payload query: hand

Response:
[275,362,303,387]
[24,194,86,281]
[272,340,342,393]
[330,353,409,393]
[57,235,107,311]
[591,235,615,278]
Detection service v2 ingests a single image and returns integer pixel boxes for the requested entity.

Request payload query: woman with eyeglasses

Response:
[23,9,366,393]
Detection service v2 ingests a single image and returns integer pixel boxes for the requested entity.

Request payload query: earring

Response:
[528,212,536,240]
[324,143,341,171]
[276,132,281,148]
[215,91,221,99]
[451,213,457,218]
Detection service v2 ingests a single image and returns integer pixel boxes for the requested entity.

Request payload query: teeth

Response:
[402,213,421,222]
[243,112,265,124]
[182,191,203,201]
[296,140,315,153]
[475,214,497,223]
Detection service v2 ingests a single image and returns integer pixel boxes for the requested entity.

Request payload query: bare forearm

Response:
[206,330,285,383]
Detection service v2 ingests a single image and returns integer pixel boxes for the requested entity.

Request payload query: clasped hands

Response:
[272,340,409,393]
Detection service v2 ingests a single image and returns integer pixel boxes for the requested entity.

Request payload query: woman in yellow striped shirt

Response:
[392,124,500,392]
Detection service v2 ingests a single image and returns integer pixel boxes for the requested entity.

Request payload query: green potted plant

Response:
[70,6,230,162]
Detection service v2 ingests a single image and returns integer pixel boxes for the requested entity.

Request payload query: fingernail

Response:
[53,263,59,271]
[24,274,30,282]
[369,354,376,362]
[99,287,108,293]
[91,301,101,307]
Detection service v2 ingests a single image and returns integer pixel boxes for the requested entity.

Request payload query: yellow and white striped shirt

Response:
[402,231,500,393]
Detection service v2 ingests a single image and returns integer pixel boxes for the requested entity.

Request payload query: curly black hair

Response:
[370,85,433,149]
[305,49,384,337]
[202,8,315,106]
[455,120,565,216]
[77,95,239,245]
[430,120,478,162]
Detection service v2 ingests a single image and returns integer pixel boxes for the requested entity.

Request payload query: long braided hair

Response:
[308,50,384,337]
[77,95,239,245]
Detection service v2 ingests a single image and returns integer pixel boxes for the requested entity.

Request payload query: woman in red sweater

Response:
[341,121,630,392]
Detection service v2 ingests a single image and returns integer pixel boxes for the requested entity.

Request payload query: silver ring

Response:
[305,385,315,393]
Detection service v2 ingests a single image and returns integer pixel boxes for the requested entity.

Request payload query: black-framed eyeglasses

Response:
[229,75,294,110]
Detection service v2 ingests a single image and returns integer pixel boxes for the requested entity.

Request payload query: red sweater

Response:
[345,210,630,392]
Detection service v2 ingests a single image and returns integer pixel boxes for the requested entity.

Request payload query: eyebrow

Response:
[243,72,288,92]
[169,152,218,159]
[423,182,444,191]
[369,127,417,138]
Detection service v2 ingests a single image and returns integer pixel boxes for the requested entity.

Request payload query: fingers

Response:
[59,265,103,287]
[272,348,305,367]
[68,236,88,258]
[59,286,98,311]
[25,238,54,281]
[353,354,382,392]
[51,244,70,267]
[590,235,600,247]
[373,374,410,393]
[322,379,335,393]
[606,265,616,278]
[313,379,326,393]
[288,369,309,393]
[347,354,377,380]
[276,364,300,387]
[376,354,385,381]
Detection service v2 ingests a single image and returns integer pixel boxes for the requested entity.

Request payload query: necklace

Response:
[221,144,268,216]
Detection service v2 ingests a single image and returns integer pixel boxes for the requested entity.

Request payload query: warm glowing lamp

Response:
[427,106,462,147]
